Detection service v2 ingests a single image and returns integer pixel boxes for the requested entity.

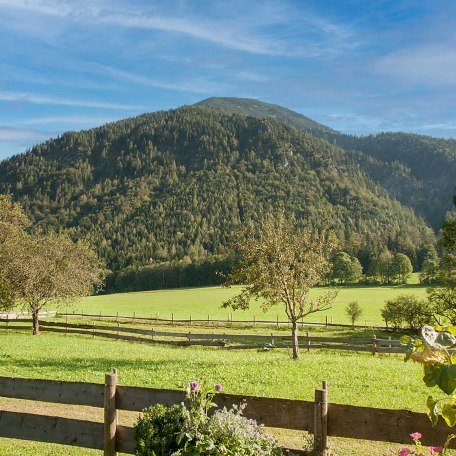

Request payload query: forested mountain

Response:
[0,106,436,276]
[198,98,456,229]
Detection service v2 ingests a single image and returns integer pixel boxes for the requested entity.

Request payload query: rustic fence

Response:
[0,318,403,354]
[0,373,454,455]
[58,310,390,330]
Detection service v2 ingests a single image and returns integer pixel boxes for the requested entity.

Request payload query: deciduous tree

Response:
[222,214,338,359]
[0,195,105,334]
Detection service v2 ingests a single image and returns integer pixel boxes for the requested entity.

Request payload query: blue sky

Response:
[0,0,455,160]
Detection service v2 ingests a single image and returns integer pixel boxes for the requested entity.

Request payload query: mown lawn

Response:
[75,277,426,326]
[0,331,431,410]
[0,330,448,455]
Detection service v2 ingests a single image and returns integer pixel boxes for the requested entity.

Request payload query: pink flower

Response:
[189,381,199,391]
[410,432,423,440]
[215,384,223,392]
[399,449,411,456]
[429,446,444,454]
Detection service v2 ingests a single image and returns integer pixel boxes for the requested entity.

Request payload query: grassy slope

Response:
[76,278,426,326]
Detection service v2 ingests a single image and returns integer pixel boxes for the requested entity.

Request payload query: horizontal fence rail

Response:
[0,318,405,354]
[0,374,455,455]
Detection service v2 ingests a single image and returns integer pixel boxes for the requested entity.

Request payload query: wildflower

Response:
[410,432,423,440]
[215,384,223,392]
[189,381,199,391]
[398,449,411,456]
[429,446,444,454]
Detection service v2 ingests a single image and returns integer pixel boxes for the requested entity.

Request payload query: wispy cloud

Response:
[0,0,350,57]
[20,115,116,126]
[0,91,148,110]
[374,43,456,87]
[95,65,225,95]
[0,125,52,141]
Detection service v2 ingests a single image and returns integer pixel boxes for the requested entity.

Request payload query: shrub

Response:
[345,301,363,328]
[134,382,283,456]
[381,294,432,331]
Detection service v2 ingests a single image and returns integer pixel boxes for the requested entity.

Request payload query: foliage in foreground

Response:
[135,382,282,456]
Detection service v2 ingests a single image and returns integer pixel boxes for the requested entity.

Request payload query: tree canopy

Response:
[222,214,338,359]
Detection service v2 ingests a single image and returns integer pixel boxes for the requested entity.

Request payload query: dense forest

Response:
[0,99,451,292]
[199,98,456,229]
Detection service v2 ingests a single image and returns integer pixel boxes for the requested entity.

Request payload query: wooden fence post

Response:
[190,315,192,325]
[372,334,378,356]
[306,331,310,352]
[314,381,328,455]
[172,313,174,324]
[253,315,256,326]
[104,369,118,456]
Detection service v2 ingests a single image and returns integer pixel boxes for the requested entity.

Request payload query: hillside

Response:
[197,97,456,228]
[0,106,435,273]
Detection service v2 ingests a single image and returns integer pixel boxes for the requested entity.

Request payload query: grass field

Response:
[74,276,426,326]
[0,330,449,455]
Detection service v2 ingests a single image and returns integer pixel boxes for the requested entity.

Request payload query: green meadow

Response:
[74,275,426,326]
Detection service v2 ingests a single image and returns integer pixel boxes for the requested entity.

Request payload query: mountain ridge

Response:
[0,105,436,273]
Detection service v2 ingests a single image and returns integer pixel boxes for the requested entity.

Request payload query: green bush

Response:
[134,383,283,456]
[135,404,184,455]
[381,294,432,331]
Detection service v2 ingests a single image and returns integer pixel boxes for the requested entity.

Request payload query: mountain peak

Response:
[194,97,335,136]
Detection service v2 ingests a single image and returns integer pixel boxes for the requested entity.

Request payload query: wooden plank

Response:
[0,318,33,323]
[0,411,103,450]
[328,403,456,448]
[0,325,31,330]
[0,376,104,408]
[117,386,313,430]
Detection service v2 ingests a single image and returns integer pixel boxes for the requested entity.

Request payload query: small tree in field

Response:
[345,301,363,328]
[222,214,338,359]
[0,195,105,334]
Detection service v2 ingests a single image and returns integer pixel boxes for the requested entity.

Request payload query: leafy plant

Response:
[401,325,456,448]
[134,381,283,456]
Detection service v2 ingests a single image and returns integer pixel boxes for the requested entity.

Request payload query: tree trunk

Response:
[292,319,299,359]
[32,308,40,335]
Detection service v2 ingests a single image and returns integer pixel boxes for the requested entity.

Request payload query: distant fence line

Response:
[0,373,454,455]
[56,310,392,331]
[0,318,404,354]
[0,309,393,330]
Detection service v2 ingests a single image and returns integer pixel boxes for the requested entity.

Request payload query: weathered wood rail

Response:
[0,318,404,354]
[0,374,454,455]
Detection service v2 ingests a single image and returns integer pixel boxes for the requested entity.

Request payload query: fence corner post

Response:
[314,381,328,455]
[104,368,118,456]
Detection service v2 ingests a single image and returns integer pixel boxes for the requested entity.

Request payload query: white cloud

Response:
[374,44,456,87]
[96,66,225,94]
[0,0,350,57]
[0,126,52,141]
[0,91,148,110]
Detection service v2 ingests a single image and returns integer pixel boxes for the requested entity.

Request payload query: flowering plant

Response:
[135,381,283,455]
[384,432,453,455]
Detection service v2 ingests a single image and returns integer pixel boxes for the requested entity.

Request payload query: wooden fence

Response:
[0,373,454,455]
[0,318,404,354]
[59,310,390,330]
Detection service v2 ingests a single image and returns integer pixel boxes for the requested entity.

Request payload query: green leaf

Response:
[442,403,456,427]
[400,335,413,346]
[427,395,440,426]
[425,364,456,395]
[447,326,456,336]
